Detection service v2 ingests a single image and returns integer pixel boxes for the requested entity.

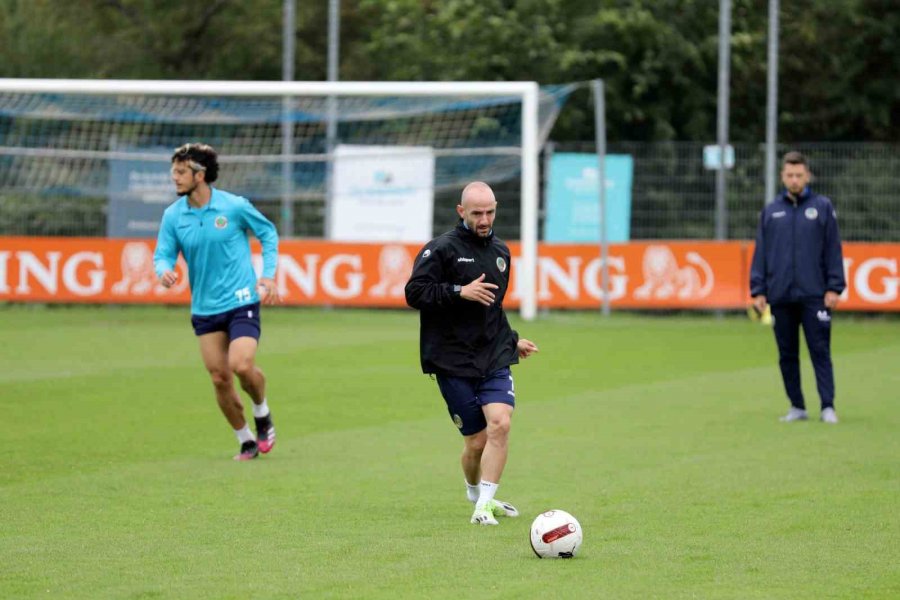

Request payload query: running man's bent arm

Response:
[153,210,180,279]
[405,243,458,310]
[242,200,279,279]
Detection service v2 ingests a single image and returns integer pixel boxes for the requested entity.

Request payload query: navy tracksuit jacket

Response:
[750,187,846,409]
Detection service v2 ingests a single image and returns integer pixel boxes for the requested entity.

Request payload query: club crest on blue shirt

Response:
[496,257,507,273]
[804,207,818,220]
[214,216,228,229]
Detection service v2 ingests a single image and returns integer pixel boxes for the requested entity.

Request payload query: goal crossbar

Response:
[0,78,541,320]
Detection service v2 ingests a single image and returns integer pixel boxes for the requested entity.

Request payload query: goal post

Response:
[0,78,559,320]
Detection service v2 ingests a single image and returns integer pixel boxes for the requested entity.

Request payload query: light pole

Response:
[715,0,732,241]
[324,0,340,238]
[281,0,296,238]
[765,0,780,205]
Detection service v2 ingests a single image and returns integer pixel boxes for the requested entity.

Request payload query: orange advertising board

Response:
[515,241,748,309]
[1,236,898,311]
[831,242,900,310]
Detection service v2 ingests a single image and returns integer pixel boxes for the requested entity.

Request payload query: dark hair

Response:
[782,151,808,169]
[172,143,219,183]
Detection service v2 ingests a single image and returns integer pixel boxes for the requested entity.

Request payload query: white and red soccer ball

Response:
[529,509,583,558]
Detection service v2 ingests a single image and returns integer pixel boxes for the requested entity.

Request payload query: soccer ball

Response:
[529,509,583,558]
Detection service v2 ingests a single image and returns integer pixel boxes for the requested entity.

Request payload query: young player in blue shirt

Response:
[154,143,280,460]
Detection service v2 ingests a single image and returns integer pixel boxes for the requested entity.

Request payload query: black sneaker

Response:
[255,414,276,454]
[234,440,259,461]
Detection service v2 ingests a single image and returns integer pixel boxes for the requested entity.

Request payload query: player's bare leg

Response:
[199,333,257,460]
[199,333,245,428]
[480,402,512,482]
[462,430,487,499]
[229,337,266,404]
[471,402,518,524]
[229,336,275,453]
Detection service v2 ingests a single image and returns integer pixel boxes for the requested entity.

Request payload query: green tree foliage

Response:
[0,0,896,142]
[778,0,899,141]
[354,0,565,81]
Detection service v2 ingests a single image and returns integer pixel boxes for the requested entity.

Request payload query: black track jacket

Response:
[405,222,519,377]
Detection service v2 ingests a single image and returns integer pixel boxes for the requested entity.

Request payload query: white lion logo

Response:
[633,245,713,300]
[369,245,414,298]
[111,242,187,296]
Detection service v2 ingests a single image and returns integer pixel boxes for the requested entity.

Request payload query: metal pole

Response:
[715,0,732,241]
[592,79,609,317]
[324,0,340,238]
[765,0,780,205]
[280,0,296,238]
[541,140,555,318]
[327,0,340,93]
[519,83,540,321]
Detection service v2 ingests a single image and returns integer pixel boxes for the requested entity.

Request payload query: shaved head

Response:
[457,181,497,237]
[461,181,495,207]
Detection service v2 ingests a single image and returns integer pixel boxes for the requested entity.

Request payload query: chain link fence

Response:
[1,142,897,241]
[551,141,899,242]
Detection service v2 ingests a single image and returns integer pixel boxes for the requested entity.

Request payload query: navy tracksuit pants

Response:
[770,300,835,410]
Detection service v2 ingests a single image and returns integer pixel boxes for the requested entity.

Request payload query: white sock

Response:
[475,480,498,511]
[234,425,255,444]
[465,480,480,503]
[252,398,270,419]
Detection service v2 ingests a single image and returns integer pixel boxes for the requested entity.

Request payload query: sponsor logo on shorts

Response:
[215,216,228,229]
[816,310,831,322]
[805,207,818,220]
[496,257,507,272]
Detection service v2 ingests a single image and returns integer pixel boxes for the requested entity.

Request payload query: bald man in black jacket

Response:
[406,181,539,526]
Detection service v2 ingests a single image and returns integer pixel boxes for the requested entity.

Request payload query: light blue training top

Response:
[153,188,279,316]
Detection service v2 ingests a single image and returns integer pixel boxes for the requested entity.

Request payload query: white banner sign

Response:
[329,144,435,242]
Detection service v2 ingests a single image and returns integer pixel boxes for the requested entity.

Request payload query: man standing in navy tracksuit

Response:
[750,151,846,424]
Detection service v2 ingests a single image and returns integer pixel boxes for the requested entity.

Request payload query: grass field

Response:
[1,305,898,599]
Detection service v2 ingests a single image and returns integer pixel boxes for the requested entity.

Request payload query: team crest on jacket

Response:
[214,216,228,229]
[422,249,431,259]
[496,257,507,272]
[804,207,818,220]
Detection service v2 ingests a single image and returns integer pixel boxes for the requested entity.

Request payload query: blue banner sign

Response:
[544,153,633,243]
[107,149,173,238]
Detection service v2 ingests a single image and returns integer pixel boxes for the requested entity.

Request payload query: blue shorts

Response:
[191,302,261,341]
[435,367,515,436]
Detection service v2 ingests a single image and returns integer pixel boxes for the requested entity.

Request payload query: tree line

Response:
[1,0,897,143]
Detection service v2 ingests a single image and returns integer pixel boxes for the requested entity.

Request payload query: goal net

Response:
[0,79,576,318]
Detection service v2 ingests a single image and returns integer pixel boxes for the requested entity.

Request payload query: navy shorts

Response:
[435,367,515,436]
[191,302,261,341]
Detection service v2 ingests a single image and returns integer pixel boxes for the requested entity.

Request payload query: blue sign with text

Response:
[107,148,173,238]
[544,153,633,242]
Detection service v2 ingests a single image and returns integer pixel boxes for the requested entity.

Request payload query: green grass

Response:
[1,306,898,599]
